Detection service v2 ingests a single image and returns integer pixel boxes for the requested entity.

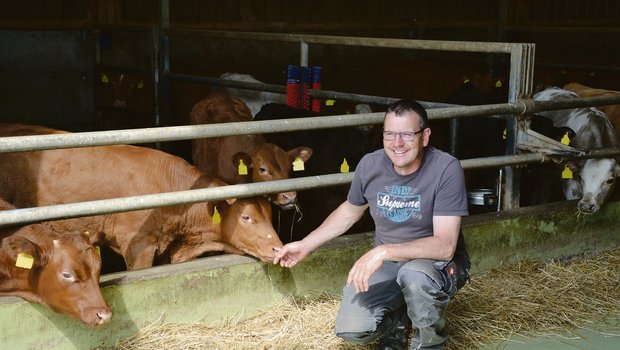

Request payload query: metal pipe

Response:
[168,72,407,106]
[300,41,309,67]
[3,95,620,153]
[2,146,618,227]
[0,173,353,227]
[164,29,517,54]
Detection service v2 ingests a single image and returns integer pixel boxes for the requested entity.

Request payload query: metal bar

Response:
[164,29,517,54]
[167,72,477,108]
[3,95,620,153]
[300,41,309,67]
[151,25,161,130]
[535,62,620,73]
[0,173,353,227]
[504,25,620,34]
[2,146,619,228]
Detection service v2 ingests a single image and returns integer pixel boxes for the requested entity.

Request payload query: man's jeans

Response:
[335,259,459,349]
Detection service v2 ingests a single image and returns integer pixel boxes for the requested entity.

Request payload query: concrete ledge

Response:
[1,200,618,349]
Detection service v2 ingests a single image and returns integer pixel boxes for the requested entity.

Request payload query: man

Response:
[273,99,470,350]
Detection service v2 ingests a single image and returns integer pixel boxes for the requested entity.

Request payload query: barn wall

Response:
[0,29,95,131]
[0,199,618,349]
[0,1,618,129]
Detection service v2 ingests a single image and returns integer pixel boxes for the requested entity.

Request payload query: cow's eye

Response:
[241,215,251,222]
[60,272,75,282]
[258,167,267,174]
[606,178,614,185]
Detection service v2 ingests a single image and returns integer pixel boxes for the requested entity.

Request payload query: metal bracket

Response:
[516,128,585,157]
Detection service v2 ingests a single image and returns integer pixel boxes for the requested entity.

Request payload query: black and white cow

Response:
[213,72,287,117]
[534,87,620,214]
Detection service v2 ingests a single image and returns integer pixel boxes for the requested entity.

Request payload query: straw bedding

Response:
[101,247,620,350]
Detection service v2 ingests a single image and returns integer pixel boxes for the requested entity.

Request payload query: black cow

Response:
[444,77,568,209]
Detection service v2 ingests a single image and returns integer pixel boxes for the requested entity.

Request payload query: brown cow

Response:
[563,82,620,137]
[190,94,313,210]
[0,199,112,326]
[0,123,283,270]
[98,72,155,130]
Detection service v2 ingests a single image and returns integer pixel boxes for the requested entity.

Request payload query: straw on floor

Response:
[100,247,620,350]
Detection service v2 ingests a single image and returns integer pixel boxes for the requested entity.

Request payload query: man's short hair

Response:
[386,99,429,129]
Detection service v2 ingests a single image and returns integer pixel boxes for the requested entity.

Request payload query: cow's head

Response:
[564,158,620,214]
[233,144,313,210]
[0,227,111,326]
[216,196,283,262]
[100,73,146,109]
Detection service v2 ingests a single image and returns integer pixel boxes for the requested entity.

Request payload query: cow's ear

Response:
[82,231,105,245]
[232,152,253,170]
[288,146,313,163]
[1,236,43,270]
[207,199,236,218]
[232,99,252,116]
[566,160,581,173]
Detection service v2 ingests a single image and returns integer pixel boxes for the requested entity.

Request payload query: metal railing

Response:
[1,93,620,226]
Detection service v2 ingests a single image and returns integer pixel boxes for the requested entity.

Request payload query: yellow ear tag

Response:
[212,206,221,224]
[15,253,34,269]
[325,99,335,106]
[463,78,470,84]
[502,128,507,140]
[495,80,503,88]
[293,157,305,171]
[340,158,350,173]
[95,246,101,256]
[137,80,144,89]
[238,159,248,175]
[101,75,109,83]
[562,165,573,179]
[561,132,570,145]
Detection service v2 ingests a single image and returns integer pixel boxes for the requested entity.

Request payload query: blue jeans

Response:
[335,259,458,349]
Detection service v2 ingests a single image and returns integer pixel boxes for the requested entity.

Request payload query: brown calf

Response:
[190,94,313,210]
[0,123,283,270]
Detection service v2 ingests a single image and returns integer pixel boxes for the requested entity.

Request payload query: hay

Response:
[100,248,620,350]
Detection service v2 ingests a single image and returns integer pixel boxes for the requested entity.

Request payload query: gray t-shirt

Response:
[348,147,469,246]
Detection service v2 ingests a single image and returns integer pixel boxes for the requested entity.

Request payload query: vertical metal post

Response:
[152,26,161,129]
[92,28,103,129]
[157,0,171,150]
[449,118,459,157]
[502,43,535,210]
[300,41,309,67]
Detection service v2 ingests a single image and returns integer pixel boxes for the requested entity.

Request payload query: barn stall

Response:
[1,1,620,349]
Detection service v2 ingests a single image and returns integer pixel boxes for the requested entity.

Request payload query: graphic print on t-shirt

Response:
[376,185,421,222]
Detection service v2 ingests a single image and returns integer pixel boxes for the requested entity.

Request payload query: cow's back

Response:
[0,122,68,137]
[564,82,620,137]
[0,143,204,207]
[0,124,213,255]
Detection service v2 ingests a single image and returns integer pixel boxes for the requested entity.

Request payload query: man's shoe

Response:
[377,325,407,350]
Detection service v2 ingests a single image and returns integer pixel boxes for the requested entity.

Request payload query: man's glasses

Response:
[382,128,425,141]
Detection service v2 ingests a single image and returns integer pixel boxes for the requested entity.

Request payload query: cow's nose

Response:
[96,308,112,324]
[278,192,297,208]
[578,201,597,214]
